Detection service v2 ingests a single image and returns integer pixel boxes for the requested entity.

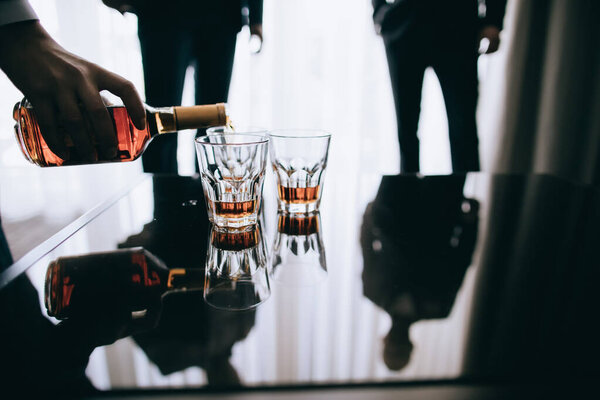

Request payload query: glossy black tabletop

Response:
[1,172,599,397]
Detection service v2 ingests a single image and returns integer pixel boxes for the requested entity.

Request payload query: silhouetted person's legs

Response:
[384,38,427,173]
[0,222,13,270]
[433,49,480,172]
[138,20,192,174]
[192,24,238,172]
[192,24,237,105]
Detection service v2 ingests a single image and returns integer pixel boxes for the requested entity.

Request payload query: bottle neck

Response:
[148,103,228,135]
[148,106,177,134]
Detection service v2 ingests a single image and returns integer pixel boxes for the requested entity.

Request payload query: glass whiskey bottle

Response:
[13,98,229,167]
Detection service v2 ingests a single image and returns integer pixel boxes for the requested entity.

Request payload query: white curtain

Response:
[0,0,516,388]
[489,0,600,184]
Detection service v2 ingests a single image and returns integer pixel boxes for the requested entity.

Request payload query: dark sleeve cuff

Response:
[372,0,387,21]
[0,0,38,27]
[482,0,508,30]
[248,0,263,25]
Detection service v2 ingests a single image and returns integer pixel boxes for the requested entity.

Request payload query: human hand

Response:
[0,21,145,162]
[479,25,501,54]
[57,300,161,348]
[249,24,263,53]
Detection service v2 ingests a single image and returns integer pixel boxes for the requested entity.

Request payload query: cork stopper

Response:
[174,103,227,130]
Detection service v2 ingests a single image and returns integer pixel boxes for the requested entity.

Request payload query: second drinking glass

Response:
[195,134,269,229]
[269,129,332,214]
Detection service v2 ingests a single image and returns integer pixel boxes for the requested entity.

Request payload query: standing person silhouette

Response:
[103,0,264,174]
[373,0,506,173]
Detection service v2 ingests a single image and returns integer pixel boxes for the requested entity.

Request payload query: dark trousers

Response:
[0,222,13,270]
[384,37,480,173]
[138,20,238,173]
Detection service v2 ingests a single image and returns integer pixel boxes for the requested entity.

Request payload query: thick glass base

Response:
[278,200,320,215]
[204,279,270,311]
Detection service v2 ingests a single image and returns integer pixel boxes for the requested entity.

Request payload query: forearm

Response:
[0,0,40,73]
[0,20,49,82]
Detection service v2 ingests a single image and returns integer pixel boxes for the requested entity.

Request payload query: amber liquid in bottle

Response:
[277,185,321,204]
[13,99,228,167]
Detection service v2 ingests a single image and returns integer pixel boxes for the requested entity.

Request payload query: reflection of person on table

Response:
[119,176,256,385]
[102,0,264,173]
[372,0,507,172]
[360,175,478,370]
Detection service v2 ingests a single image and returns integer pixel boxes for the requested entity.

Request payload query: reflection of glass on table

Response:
[269,130,331,214]
[271,212,327,286]
[195,134,268,228]
[204,223,270,310]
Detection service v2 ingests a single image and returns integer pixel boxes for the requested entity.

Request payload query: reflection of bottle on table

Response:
[45,247,203,320]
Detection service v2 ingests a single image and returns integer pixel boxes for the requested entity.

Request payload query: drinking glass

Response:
[204,224,270,310]
[269,129,331,214]
[271,212,327,286]
[195,134,269,228]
